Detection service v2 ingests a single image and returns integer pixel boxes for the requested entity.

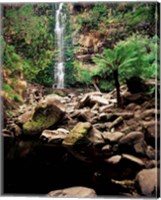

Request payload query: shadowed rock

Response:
[135,168,160,196]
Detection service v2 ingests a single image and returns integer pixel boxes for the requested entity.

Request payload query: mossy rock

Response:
[62,122,91,146]
[23,104,65,136]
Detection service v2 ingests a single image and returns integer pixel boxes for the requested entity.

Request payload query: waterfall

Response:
[53,3,66,89]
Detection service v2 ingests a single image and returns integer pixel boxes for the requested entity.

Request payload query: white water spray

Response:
[54,3,66,89]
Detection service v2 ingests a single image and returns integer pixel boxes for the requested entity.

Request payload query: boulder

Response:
[78,92,109,108]
[135,168,159,196]
[133,139,147,155]
[48,186,97,197]
[126,103,138,111]
[40,128,69,143]
[119,131,144,145]
[71,108,96,122]
[88,127,104,144]
[23,96,65,135]
[102,131,124,143]
[140,109,158,120]
[62,122,91,146]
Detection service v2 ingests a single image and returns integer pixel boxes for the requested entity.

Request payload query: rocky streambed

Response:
[2,86,160,197]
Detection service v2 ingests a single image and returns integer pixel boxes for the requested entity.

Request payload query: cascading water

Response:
[54,3,66,89]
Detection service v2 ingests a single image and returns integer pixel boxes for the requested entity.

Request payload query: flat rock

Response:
[122,154,145,166]
[99,104,115,112]
[140,109,158,119]
[135,168,159,196]
[102,131,124,143]
[40,128,69,143]
[78,92,110,109]
[74,108,95,122]
[105,155,122,165]
[102,144,112,151]
[48,186,97,197]
[126,103,137,111]
[119,131,144,145]
[113,112,134,119]
[90,96,109,106]
[78,92,102,108]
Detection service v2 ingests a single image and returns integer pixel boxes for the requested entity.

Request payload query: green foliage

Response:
[93,34,159,91]
[3,4,55,85]
[2,83,13,93]
[73,61,92,86]
[64,4,77,87]
[12,93,23,103]
[3,40,31,76]
[98,80,115,92]
[2,83,24,104]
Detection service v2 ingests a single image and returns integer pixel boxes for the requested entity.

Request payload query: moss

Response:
[63,122,91,146]
[23,104,64,135]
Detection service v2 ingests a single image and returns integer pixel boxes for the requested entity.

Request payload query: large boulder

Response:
[23,95,65,135]
[62,122,92,146]
[48,186,97,197]
[135,168,160,196]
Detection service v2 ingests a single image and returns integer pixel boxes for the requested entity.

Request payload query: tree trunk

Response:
[113,69,122,107]
[92,81,100,92]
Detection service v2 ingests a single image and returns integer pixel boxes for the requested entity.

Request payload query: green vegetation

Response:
[2,2,160,108]
[3,4,55,85]
[93,34,158,106]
